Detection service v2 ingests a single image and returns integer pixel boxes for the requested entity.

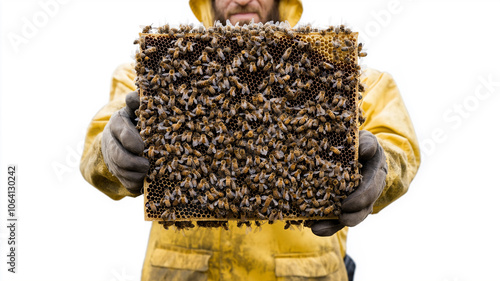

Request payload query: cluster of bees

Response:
[134,21,366,230]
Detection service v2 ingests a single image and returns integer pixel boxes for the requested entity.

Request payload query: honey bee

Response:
[296,202,308,212]
[154,155,167,166]
[344,39,353,47]
[262,61,273,72]
[321,122,331,133]
[321,61,334,70]
[177,67,188,77]
[269,101,281,115]
[339,179,346,191]
[145,146,156,158]
[157,162,169,176]
[341,170,350,181]
[341,46,350,52]
[268,72,278,87]
[161,209,172,221]
[241,83,250,95]
[312,103,326,116]
[195,194,207,205]
[260,195,273,213]
[144,115,158,126]
[351,173,362,186]
[249,194,261,206]
[213,132,224,144]
[192,133,207,147]
[170,121,183,131]
[145,97,155,111]
[310,198,321,208]
[208,34,218,45]
[233,35,245,46]
[255,56,265,68]
[255,145,265,156]
[244,61,257,73]
[229,77,243,91]
[160,193,172,207]
[230,204,239,214]
[192,65,204,75]
[169,47,181,59]
[179,130,193,142]
[232,56,242,68]
[353,41,363,52]
[216,48,225,60]
[207,203,215,211]
[313,90,327,102]
[173,37,185,47]
[337,97,347,108]
[298,80,311,91]
[267,209,278,222]
[240,195,250,207]
[145,46,157,55]
[189,103,205,116]
[323,110,337,121]
[180,41,193,52]
[210,187,224,199]
[199,51,210,63]
[217,77,230,91]
[278,63,290,76]
[239,165,250,175]
[214,148,225,159]
[275,121,288,133]
[281,47,292,61]
[211,93,224,102]
[304,145,318,156]
[296,123,310,133]
[239,120,252,132]
[217,98,229,110]
[240,49,249,58]
[148,200,157,212]
[151,74,161,85]
[179,194,189,205]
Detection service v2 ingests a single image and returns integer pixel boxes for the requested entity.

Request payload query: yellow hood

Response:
[189,0,303,28]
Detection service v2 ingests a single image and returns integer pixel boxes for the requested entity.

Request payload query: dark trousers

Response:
[344,254,356,281]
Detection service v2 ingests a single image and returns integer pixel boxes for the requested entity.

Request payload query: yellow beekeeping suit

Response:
[80,1,420,279]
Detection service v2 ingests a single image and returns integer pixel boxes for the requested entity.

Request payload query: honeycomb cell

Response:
[135,21,365,230]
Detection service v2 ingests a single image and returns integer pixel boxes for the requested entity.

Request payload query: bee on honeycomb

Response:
[134,21,366,230]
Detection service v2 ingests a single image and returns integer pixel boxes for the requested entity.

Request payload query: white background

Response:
[1,0,499,280]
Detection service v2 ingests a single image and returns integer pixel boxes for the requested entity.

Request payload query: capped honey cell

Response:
[135,21,366,230]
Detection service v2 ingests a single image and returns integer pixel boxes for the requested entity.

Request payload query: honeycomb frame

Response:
[134,22,365,229]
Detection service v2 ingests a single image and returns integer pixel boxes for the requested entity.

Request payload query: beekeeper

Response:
[80,0,420,280]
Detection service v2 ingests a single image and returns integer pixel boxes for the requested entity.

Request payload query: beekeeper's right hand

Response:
[101,91,149,194]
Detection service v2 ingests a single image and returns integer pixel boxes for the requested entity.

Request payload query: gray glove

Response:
[101,91,149,194]
[311,130,388,236]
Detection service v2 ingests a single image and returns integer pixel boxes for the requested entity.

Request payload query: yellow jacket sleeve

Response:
[360,68,421,213]
[80,63,138,200]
